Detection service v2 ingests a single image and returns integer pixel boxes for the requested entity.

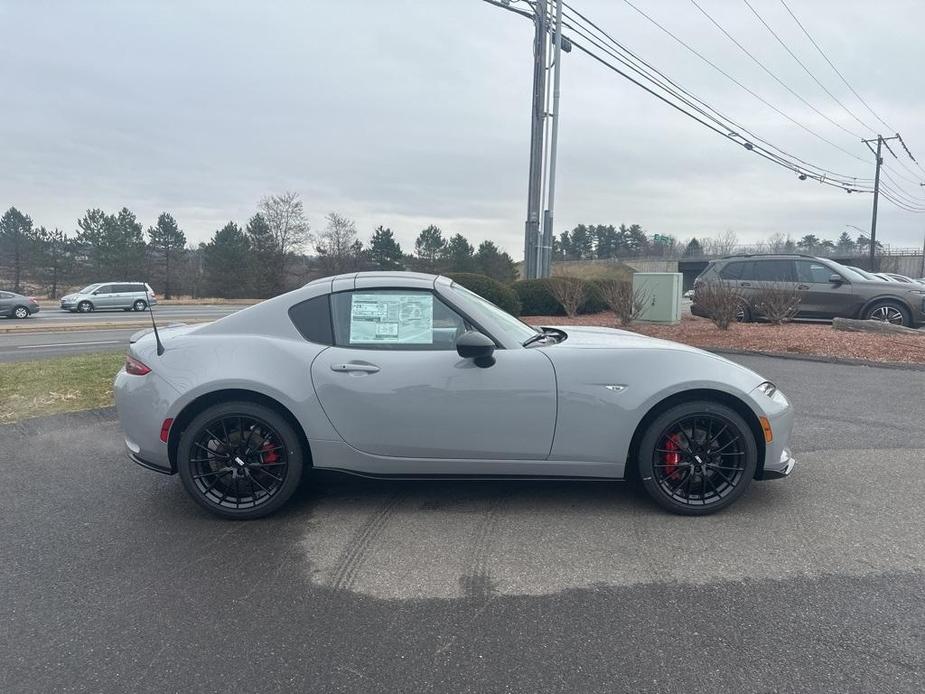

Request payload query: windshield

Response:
[79,284,101,294]
[829,262,873,281]
[444,283,538,345]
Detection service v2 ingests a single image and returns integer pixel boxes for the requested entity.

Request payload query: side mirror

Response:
[828,274,843,284]
[456,330,495,366]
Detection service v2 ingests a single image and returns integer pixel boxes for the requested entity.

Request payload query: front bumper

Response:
[761,448,796,480]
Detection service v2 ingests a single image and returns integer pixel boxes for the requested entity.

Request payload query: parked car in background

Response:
[60,282,157,313]
[692,254,925,327]
[0,291,40,319]
[882,273,918,283]
[115,271,796,519]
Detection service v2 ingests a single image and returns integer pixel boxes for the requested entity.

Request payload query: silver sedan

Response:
[114,271,795,519]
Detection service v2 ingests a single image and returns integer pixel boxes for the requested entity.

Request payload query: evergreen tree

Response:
[246,213,278,298]
[683,237,703,257]
[835,231,856,253]
[0,207,35,292]
[474,240,517,282]
[147,212,186,298]
[35,227,72,298]
[442,233,475,272]
[367,226,404,270]
[202,222,251,298]
[75,208,107,275]
[414,225,446,271]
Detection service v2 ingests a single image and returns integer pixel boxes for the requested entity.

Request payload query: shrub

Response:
[694,281,743,330]
[445,272,521,316]
[597,279,649,326]
[752,282,804,324]
[514,278,609,316]
[547,277,586,317]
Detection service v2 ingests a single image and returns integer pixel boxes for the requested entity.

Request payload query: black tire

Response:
[863,300,911,327]
[734,301,751,323]
[77,300,94,313]
[13,306,30,319]
[133,299,147,312]
[636,400,758,516]
[177,401,304,519]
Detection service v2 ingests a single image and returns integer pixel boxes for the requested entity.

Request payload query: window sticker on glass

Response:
[349,293,434,344]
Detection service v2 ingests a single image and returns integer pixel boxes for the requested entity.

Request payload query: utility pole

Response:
[540,0,564,278]
[862,134,901,271]
[524,2,548,280]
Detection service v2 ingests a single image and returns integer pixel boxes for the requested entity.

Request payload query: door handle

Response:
[740,282,751,287]
[797,284,810,290]
[331,362,380,374]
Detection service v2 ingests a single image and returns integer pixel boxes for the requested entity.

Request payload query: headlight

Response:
[756,381,789,406]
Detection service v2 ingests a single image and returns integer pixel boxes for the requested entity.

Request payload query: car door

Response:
[794,260,857,318]
[91,284,115,309]
[0,292,11,316]
[310,288,557,460]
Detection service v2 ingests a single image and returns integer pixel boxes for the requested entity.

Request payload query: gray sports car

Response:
[114,271,795,519]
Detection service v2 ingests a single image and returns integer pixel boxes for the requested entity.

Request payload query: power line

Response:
[741,0,876,135]
[561,2,872,187]
[688,0,866,142]
[617,0,870,167]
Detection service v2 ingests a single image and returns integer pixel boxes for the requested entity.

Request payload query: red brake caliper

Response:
[664,435,681,479]
[259,440,279,465]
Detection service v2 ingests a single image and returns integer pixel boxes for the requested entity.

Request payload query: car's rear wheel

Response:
[77,301,94,313]
[637,401,758,515]
[13,306,30,319]
[734,302,751,323]
[178,401,304,519]
[864,301,911,327]
[133,299,147,311]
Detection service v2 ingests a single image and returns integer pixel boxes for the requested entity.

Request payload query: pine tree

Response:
[474,240,517,282]
[202,222,252,298]
[246,213,279,298]
[0,207,36,292]
[368,226,404,270]
[442,233,475,272]
[414,225,446,271]
[147,212,186,298]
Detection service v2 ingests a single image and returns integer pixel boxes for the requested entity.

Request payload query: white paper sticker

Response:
[349,293,434,344]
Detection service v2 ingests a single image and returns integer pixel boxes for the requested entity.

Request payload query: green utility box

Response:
[633,272,682,324]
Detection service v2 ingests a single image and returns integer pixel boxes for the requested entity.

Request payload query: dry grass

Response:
[551,261,635,282]
[531,312,925,365]
[0,352,124,423]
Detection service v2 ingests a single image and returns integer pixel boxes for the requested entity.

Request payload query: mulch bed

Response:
[529,313,925,365]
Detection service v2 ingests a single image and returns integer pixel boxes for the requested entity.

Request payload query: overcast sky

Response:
[2,0,924,255]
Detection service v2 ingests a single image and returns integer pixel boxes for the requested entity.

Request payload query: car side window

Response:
[95,284,112,294]
[0,292,10,299]
[288,295,334,345]
[719,262,745,280]
[113,284,131,293]
[753,260,796,282]
[795,261,833,284]
[330,289,468,350]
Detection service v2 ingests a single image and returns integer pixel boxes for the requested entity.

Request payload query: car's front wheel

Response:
[637,400,758,515]
[13,306,30,319]
[177,401,305,519]
[864,301,911,327]
[77,301,94,313]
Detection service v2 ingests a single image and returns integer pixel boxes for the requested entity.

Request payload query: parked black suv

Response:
[692,254,925,327]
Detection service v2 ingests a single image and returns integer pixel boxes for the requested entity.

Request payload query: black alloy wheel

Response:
[638,401,757,515]
[178,401,304,519]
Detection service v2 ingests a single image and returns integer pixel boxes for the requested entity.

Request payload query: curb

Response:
[708,347,925,371]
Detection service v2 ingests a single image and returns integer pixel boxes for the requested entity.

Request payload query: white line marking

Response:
[17,340,121,349]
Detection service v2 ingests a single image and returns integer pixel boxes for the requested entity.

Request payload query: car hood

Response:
[541,325,703,352]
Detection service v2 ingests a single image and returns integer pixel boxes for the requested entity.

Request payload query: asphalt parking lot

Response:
[2,354,923,693]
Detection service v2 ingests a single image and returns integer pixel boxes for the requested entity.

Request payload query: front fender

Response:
[545,346,766,471]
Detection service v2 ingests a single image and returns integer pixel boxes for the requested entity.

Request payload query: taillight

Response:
[125,355,151,375]
[29,296,37,302]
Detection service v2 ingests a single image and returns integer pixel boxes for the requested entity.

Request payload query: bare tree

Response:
[259,191,311,257]
[547,277,586,317]
[703,229,739,257]
[316,212,359,274]
[598,279,649,326]
[752,282,804,324]
[694,281,744,330]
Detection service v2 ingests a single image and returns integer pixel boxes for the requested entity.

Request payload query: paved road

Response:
[0,305,249,362]
[25,304,247,322]
[2,355,923,693]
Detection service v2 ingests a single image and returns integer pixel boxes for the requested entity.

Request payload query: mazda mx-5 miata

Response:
[115,272,796,519]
